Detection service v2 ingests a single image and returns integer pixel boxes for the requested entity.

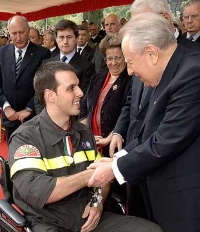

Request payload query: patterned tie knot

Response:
[61,56,67,62]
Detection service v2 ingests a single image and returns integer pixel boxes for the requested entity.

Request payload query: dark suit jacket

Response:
[90,35,103,45]
[80,68,132,157]
[76,44,95,62]
[51,46,60,57]
[182,32,200,44]
[118,45,200,232]
[0,41,50,127]
[114,77,153,145]
[177,33,200,50]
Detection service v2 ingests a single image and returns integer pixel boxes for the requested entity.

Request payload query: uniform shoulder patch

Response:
[14,145,41,160]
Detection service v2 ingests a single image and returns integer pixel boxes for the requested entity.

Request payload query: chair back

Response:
[0,156,13,202]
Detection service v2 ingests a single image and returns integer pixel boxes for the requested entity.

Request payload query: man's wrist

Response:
[112,133,124,142]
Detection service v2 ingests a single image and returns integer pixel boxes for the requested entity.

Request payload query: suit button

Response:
[136,117,140,121]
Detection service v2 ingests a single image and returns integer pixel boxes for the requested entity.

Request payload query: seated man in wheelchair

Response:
[8,62,163,232]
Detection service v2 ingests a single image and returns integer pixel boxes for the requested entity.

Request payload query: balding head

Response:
[8,15,30,49]
[105,14,121,35]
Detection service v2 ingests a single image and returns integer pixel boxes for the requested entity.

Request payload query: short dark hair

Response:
[54,19,79,38]
[34,61,76,105]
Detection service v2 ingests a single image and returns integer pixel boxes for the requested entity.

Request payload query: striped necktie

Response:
[16,49,22,75]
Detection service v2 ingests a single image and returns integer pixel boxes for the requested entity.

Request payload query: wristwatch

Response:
[25,107,33,113]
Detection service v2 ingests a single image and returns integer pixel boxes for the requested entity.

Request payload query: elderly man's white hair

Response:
[120,12,176,54]
[130,0,171,17]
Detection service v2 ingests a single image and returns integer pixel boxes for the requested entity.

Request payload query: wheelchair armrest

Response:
[0,199,29,227]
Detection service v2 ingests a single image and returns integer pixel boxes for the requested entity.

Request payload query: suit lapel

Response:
[6,44,15,77]
[139,45,186,136]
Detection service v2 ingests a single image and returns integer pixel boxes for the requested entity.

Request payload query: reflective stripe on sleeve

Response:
[11,150,102,177]
[10,158,47,178]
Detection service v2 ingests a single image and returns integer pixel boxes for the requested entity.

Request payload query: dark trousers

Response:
[31,212,163,232]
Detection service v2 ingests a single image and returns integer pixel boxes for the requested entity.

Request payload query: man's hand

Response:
[81,202,103,232]
[109,134,123,157]
[87,158,114,187]
[16,110,31,123]
[4,106,18,121]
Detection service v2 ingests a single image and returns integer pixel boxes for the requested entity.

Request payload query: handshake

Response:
[87,157,115,188]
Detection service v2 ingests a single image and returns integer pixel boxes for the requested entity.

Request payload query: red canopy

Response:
[0,0,133,21]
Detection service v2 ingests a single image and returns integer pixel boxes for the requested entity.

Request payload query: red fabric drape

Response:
[0,0,133,21]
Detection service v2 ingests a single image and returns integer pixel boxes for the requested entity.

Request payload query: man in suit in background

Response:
[42,30,60,57]
[88,12,200,232]
[182,0,200,43]
[29,27,40,45]
[89,22,103,46]
[0,16,50,141]
[110,0,200,218]
[35,19,95,114]
[93,14,121,73]
[77,25,95,62]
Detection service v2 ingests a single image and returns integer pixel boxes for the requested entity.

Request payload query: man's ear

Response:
[44,89,56,103]
[144,44,159,65]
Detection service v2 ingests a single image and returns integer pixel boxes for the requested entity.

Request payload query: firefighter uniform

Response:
[9,109,163,232]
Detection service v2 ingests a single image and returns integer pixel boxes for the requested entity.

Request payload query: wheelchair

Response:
[0,156,126,232]
[0,156,31,232]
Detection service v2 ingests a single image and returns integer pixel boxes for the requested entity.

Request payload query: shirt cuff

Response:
[112,156,127,185]
[113,149,127,158]
[3,101,10,111]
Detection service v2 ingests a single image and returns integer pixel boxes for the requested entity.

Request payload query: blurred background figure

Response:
[29,27,40,44]
[98,18,106,38]
[81,19,89,28]
[89,22,103,45]
[77,25,95,62]
[120,17,128,26]
[182,0,200,43]
[173,15,182,33]
[0,35,8,46]
[42,30,59,57]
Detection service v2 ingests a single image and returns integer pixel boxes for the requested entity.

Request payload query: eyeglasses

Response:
[105,56,124,62]
[183,14,199,21]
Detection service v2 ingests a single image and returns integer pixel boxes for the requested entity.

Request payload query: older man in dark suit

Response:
[0,16,50,141]
[182,0,200,43]
[110,0,200,218]
[87,12,200,232]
